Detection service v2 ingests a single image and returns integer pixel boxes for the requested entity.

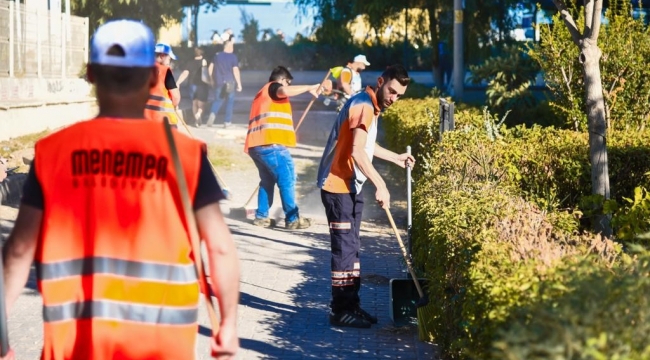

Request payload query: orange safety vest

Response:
[33,117,204,360]
[244,82,295,153]
[145,63,178,125]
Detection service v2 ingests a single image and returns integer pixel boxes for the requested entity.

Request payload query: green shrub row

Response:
[383,100,650,220]
[382,98,649,359]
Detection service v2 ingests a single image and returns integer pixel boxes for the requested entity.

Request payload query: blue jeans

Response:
[210,84,236,124]
[248,145,299,223]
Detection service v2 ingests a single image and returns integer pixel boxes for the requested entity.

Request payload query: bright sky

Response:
[181,1,316,44]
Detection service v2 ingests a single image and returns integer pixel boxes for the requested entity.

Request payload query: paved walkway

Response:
[0,103,438,359]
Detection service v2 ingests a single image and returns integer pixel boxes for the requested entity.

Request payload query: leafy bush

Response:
[468,44,541,125]
[491,250,648,360]
[381,97,650,359]
[529,1,650,131]
[381,98,484,165]
[409,128,621,359]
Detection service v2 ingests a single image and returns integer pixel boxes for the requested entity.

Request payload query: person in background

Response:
[144,42,180,128]
[337,54,370,97]
[177,47,210,123]
[206,39,241,128]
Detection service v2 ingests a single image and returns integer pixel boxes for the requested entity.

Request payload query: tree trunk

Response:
[425,2,443,88]
[581,39,612,237]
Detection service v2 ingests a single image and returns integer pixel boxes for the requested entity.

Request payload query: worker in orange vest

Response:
[144,42,181,127]
[1,20,240,360]
[244,66,329,230]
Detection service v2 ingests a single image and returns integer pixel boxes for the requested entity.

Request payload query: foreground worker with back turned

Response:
[0,20,240,360]
[317,64,415,328]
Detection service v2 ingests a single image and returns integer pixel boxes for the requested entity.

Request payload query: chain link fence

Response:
[0,0,88,78]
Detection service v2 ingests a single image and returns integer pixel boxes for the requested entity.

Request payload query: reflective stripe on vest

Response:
[37,257,197,283]
[248,123,295,134]
[144,63,178,124]
[244,82,296,152]
[249,111,293,124]
[43,300,198,324]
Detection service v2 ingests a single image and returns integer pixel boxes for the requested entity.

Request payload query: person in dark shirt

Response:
[177,47,210,123]
[206,40,241,128]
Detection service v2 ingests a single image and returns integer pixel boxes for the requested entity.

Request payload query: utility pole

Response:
[453,0,464,100]
[403,4,408,69]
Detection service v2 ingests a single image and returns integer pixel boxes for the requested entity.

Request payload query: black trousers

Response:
[321,190,364,313]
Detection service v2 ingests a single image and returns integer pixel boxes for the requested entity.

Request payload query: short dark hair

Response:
[89,64,152,94]
[381,64,410,86]
[269,66,293,82]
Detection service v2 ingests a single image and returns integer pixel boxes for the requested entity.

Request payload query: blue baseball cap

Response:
[154,43,177,61]
[90,20,155,68]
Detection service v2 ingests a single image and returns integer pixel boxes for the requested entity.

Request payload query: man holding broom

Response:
[316,64,414,328]
[244,65,330,230]
[1,20,240,359]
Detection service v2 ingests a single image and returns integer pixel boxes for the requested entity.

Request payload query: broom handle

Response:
[385,207,425,299]
[176,109,231,192]
[243,185,259,208]
[163,117,221,335]
[294,69,332,132]
[0,253,10,357]
[406,146,412,255]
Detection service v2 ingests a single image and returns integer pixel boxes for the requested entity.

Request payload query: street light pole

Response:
[453,0,464,100]
[403,3,408,69]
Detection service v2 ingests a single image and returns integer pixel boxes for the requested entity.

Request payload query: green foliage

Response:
[402,80,438,100]
[381,97,650,359]
[492,250,650,360]
[610,186,650,243]
[529,1,650,131]
[294,0,540,82]
[381,98,484,169]
[71,0,184,38]
[239,9,260,45]
[469,44,541,125]
[408,127,620,359]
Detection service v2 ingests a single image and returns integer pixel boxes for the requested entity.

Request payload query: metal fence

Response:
[0,0,88,78]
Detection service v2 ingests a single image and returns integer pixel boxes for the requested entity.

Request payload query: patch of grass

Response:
[0,130,51,158]
[206,144,255,172]
[0,130,52,173]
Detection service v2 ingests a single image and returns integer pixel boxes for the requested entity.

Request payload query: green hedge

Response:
[492,250,650,359]
[381,98,649,359]
[384,99,650,217]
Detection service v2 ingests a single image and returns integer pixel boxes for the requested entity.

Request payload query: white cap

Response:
[154,43,177,60]
[90,20,156,68]
[353,54,370,66]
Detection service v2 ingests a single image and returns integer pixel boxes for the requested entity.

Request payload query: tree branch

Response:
[552,0,583,46]
[589,0,603,41]
[584,0,595,39]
